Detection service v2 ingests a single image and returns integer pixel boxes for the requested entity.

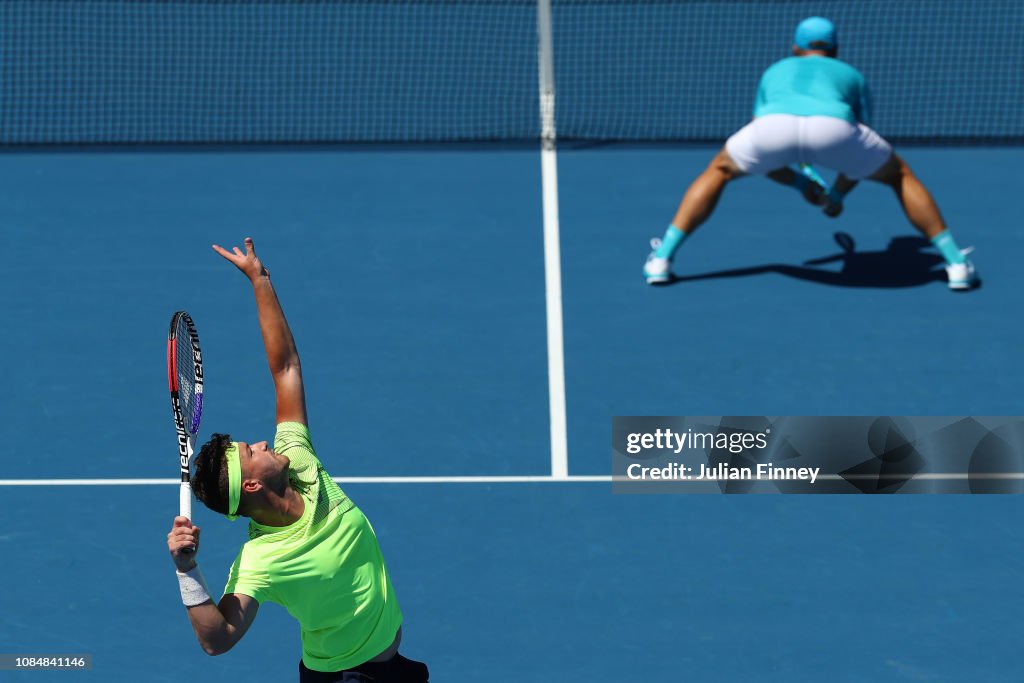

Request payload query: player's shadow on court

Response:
[668,233,950,289]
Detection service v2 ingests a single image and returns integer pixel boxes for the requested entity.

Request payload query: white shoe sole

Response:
[645,272,671,284]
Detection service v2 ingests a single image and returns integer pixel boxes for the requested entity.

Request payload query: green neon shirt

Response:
[754,56,872,126]
[223,422,402,672]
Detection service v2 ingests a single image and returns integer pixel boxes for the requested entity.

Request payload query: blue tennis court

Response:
[2,145,1023,682]
[2,1,1023,681]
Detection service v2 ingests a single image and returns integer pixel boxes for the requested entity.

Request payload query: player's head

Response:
[192,433,291,519]
[192,433,233,515]
[793,16,837,56]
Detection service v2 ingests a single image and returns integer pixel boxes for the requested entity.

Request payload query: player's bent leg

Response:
[644,148,745,284]
[868,154,947,239]
[869,153,979,290]
[670,147,745,233]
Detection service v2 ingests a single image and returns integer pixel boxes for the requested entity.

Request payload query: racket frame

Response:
[168,311,204,521]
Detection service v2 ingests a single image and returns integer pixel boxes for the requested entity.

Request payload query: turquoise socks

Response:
[932,230,966,265]
[655,225,687,259]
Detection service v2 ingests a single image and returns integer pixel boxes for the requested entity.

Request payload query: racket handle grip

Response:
[179,483,196,554]
[180,482,192,520]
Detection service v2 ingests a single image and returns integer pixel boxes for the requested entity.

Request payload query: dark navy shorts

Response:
[299,654,429,682]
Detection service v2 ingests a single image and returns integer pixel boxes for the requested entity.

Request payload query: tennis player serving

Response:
[643,16,979,291]
[167,238,429,682]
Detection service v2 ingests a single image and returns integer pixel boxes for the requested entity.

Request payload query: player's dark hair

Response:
[192,433,232,514]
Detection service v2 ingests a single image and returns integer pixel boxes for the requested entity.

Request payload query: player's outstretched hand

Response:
[168,516,200,571]
[801,182,827,207]
[212,237,269,282]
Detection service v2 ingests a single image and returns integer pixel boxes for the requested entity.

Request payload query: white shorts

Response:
[725,114,892,179]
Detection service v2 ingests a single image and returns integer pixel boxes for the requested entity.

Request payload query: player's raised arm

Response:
[212,237,307,425]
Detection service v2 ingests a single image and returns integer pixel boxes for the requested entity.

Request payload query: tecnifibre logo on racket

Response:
[189,327,204,436]
[172,395,191,474]
[189,325,204,386]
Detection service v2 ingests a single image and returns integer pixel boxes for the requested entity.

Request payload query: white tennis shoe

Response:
[945,247,979,291]
[643,238,672,284]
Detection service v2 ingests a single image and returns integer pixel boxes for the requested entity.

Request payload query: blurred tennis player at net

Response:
[167,238,428,682]
[643,16,979,291]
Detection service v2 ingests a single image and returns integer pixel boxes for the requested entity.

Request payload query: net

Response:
[0,0,540,144]
[1,0,1022,145]
[552,0,1024,143]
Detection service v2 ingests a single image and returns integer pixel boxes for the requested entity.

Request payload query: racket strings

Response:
[174,318,199,431]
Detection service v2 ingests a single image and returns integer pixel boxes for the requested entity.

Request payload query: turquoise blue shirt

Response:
[754,56,871,125]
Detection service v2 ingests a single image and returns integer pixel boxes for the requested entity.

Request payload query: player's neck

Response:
[796,49,835,58]
[249,487,305,527]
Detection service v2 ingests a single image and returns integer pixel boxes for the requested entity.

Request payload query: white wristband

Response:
[176,566,213,607]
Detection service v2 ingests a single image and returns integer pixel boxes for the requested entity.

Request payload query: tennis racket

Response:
[799,163,845,217]
[167,311,204,527]
[799,163,831,194]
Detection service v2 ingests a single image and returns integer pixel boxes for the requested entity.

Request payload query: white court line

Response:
[540,144,568,480]
[536,0,569,480]
[0,473,1021,486]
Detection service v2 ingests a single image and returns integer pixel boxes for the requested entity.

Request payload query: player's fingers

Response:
[169,537,192,551]
[211,244,235,259]
[173,535,197,549]
[170,533,193,547]
[244,237,255,255]
[173,516,193,528]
